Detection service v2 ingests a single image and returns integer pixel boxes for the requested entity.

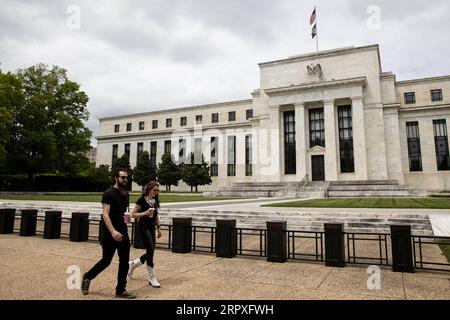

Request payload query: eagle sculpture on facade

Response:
[307,63,323,78]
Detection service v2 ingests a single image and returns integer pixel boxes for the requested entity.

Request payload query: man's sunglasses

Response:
[119,176,129,180]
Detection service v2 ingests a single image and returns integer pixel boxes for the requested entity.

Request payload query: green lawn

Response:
[0,194,246,203]
[439,241,450,263]
[263,198,450,209]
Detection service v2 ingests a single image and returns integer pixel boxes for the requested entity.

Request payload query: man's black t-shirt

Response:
[135,196,158,228]
[101,187,129,241]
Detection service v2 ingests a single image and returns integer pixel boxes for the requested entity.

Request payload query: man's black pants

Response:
[85,235,130,294]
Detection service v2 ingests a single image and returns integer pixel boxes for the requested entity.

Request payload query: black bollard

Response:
[0,208,16,234]
[70,212,89,242]
[391,225,414,273]
[215,219,237,258]
[43,211,62,239]
[172,217,192,253]
[324,223,345,268]
[266,221,287,263]
[20,209,38,236]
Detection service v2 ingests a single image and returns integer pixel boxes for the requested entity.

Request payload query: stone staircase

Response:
[206,182,297,198]
[327,180,428,198]
[0,201,434,235]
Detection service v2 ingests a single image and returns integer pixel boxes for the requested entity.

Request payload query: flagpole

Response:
[315,6,319,53]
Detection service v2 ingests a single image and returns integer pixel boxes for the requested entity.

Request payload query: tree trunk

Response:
[190,185,193,192]
[195,186,198,192]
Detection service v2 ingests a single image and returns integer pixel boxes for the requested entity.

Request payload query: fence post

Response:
[70,212,89,242]
[0,208,15,234]
[43,211,62,239]
[133,222,145,249]
[172,217,192,253]
[215,219,237,258]
[390,225,414,273]
[324,223,345,267]
[20,209,38,237]
[266,221,287,263]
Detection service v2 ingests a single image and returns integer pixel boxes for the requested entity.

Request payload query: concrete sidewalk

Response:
[0,235,449,300]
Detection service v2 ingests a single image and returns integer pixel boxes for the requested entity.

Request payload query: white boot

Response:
[147,265,161,288]
[128,258,143,279]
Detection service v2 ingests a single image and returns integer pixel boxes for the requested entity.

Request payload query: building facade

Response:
[96,45,450,191]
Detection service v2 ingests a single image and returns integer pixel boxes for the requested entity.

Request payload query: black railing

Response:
[288,230,324,262]
[345,232,390,266]
[412,235,450,272]
[5,212,450,273]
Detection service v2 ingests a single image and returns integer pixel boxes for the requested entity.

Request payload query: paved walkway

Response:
[0,234,449,300]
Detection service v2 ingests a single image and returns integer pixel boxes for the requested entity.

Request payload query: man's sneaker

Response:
[81,273,90,295]
[115,291,137,299]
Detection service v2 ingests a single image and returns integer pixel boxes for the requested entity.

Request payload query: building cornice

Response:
[98,99,253,121]
[399,104,450,113]
[396,75,450,86]
[263,77,368,97]
[258,44,380,68]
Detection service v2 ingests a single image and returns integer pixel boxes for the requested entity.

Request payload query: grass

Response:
[438,241,450,263]
[263,197,450,209]
[0,194,247,203]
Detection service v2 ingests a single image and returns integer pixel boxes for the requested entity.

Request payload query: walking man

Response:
[82,168,136,299]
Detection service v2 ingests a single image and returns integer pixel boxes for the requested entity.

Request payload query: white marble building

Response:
[96,45,450,192]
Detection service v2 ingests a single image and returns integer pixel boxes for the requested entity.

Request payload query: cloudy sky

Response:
[1,0,449,146]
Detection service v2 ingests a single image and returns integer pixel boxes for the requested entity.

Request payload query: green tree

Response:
[157,153,180,191]
[5,64,92,181]
[0,70,23,168]
[181,152,212,192]
[133,151,157,187]
[112,153,133,190]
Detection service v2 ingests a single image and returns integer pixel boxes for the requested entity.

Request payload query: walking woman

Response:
[127,181,162,287]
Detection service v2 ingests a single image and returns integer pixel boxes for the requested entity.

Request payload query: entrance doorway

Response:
[311,155,325,181]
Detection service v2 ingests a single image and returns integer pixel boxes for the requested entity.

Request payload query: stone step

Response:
[328,190,413,197]
[328,185,411,191]
[329,180,400,186]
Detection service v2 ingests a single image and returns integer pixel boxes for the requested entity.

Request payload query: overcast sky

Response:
[1,0,449,146]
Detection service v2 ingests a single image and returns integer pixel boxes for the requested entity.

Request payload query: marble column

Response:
[324,100,338,181]
[351,97,368,180]
[295,103,307,180]
[268,105,281,181]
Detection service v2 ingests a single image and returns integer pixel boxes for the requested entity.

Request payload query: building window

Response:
[114,124,120,133]
[166,118,172,128]
[124,143,131,158]
[180,117,187,126]
[406,121,423,172]
[164,140,171,154]
[150,141,157,166]
[246,109,253,120]
[112,144,118,168]
[178,139,186,164]
[228,111,236,122]
[404,92,416,104]
[210,137,218,177]
[338,106,354,173]
[245,135,252,176]
[139,121,145,130]
[433,119,450,171]
[126,123,132,132]
[309,108,325,148]
[431,89,443,102]
[152,120,158,129]
[196,115,202,124]
[212,113,219,123]
[284,111,296,174]
[227,136,236,176]
[137,142,144,158]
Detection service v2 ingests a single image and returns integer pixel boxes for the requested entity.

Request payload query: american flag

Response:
[310,8,316,25]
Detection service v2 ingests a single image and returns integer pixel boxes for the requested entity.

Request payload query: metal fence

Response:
[7,214,450,272]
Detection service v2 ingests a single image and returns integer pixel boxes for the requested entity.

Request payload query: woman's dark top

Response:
[135,196,158,228]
